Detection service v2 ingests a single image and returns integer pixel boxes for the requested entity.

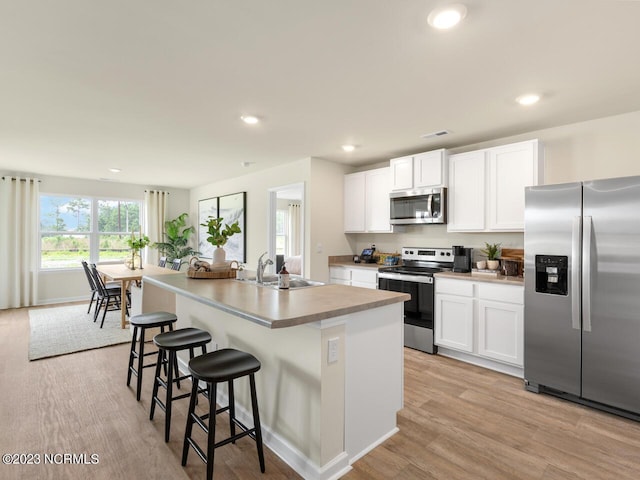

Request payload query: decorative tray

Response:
[186,257,239,279]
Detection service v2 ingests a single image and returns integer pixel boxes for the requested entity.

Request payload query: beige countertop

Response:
[144,274,410,329]
[329,261,382,270]
[435,271,524,286]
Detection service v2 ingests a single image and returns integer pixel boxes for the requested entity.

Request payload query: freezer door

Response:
[582,176,640,413]
[524,182,582,395]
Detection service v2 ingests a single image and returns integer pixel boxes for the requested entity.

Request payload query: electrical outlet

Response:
[328,337,339,364]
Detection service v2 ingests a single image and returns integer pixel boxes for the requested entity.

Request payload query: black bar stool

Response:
[150,327,212,442]
[127,311,178,401]
[182,348,265,480]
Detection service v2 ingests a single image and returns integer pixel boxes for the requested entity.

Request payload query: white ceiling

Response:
[2,0,640,189]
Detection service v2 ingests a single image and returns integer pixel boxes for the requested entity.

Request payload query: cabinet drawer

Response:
[435,278,473,297]
[351,268,377,284]
[329,267,351,281]
[477,283,523,305]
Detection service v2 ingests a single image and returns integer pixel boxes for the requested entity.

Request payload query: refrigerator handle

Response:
[571,216,582,331]
[582,215,592,332]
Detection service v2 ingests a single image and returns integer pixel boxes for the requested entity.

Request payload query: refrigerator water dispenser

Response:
[535,255,568,295]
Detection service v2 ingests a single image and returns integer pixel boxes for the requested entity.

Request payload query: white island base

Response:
[142,279,405,480]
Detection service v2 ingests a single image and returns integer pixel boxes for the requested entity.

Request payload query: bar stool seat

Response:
[182,348,265,480]
[126,311,178,401]
[150,327,212,442]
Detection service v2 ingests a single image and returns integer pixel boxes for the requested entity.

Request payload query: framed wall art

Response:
[197,192,246,263]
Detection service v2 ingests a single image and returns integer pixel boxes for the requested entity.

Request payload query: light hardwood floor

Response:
[2,305,640,480]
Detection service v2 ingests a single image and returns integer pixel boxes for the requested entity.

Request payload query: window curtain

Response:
[144,190,169,266]
[288,203,301,256]
[0,176,40,309]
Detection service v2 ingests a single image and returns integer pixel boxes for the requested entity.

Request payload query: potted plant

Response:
[153,213,200,262]
[200,216,241,264]
[481,242,501,270]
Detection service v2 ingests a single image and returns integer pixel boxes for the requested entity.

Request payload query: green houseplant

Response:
[153,213,200,262]
[200,216,241,264]
[481,242,501,270]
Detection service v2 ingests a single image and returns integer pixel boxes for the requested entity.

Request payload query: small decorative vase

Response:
[125,250,141,270]
[487,259,500,270]
[212,247,226,265]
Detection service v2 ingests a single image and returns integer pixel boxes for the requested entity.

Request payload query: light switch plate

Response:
[328,337,339,364]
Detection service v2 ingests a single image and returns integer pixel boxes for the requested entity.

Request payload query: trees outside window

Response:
[39,195,142,269]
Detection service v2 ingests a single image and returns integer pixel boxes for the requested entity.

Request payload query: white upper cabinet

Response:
[486,140,540,230]
[448,139,543,232]
[344,172,366,232]
[390,155,414,190]
[448,150,486,231]
[344,167,392,233]
[390,149,447,191]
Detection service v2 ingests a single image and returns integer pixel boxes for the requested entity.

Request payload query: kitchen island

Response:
[142,274,409,480]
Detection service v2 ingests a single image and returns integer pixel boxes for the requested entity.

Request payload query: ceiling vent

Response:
[421,130,450,139]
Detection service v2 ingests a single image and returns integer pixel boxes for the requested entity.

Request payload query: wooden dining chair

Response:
[170,259,182,271]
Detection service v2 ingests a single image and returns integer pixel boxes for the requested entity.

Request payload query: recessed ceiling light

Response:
[241,115,260,125]
[342,144,356,152]
[516,93,541,106]
[109,168,121,173]
[428,4,467,29]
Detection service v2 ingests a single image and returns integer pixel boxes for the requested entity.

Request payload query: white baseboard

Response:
[35,295,87,306]
[437,347,524,378]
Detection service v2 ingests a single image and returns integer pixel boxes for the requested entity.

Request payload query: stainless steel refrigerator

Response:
[524,176,640,418]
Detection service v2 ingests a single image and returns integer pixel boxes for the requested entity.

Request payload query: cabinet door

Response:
[435,294,474,352]
[390,155,414,191]
[365,167,392,232]
[448,150,486,231]
[414,150,446,188]
[486,140,539,231]
[329,267,351,284]
[477,299,523,366]
[344,172,366,232]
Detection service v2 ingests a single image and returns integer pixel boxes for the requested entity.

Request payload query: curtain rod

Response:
[1,176,41,182]
[145,190,170,194]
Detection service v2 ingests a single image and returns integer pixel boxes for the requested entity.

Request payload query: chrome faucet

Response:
[257,251,273,284]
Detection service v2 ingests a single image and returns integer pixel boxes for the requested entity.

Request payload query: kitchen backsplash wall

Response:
[345,225,523,261]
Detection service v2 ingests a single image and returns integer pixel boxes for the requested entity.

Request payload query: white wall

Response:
[0,172,190,305]
[189,157,353,283]
[190,158,312,274]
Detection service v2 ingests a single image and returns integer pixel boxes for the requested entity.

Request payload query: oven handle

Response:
[378,272,434,284]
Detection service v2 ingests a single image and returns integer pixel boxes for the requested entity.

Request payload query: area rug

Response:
[28,304,132,361]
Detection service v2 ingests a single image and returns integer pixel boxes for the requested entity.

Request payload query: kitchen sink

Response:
[236,276,325,289]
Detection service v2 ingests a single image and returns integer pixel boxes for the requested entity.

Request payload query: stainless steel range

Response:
[378,247,453,354]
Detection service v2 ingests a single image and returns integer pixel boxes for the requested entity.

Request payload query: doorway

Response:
[268,183,305,277]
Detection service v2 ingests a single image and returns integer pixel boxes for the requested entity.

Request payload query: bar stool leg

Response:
[207,382,217,480]
[149,349,164,421]
[181,379,199,466]
[228,380,236,443]
[127,326,138,387]
[250,373,266,473]
[164,350,176,442]
[136,329,146,401]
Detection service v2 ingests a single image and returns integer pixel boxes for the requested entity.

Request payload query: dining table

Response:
[96,263,182,328]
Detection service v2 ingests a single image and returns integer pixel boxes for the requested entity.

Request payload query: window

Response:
[39,195,142,269]
[275,209,288,256]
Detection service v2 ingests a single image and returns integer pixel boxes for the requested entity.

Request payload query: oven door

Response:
[378,273,437,354]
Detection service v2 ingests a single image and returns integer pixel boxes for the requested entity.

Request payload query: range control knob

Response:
[446,252,451,256]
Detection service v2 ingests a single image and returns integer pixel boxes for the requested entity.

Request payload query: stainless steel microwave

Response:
[389,187,447,225]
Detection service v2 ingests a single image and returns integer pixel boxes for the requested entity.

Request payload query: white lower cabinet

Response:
[435,277,523,369]
[329,266,378,289]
